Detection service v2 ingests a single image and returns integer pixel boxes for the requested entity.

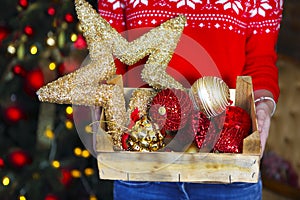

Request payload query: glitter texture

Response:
[36,0,187,149]
[128,89,157,118]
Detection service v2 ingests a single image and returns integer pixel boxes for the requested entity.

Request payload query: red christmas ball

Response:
[44,194,59,200]
[12,64,27,77]
[64,13,74,23]
[8,149,32,168]
[0,158,5,168]
[60,168,72,186]
[25,68,44,91]
[0,25,10,44]
[73,34,87,49]
[47,7,56,16]
[213,106,252,153]
[4,106,23,123]
[24,25,34,36]
[18,0,28,8]
[149,88,193,131]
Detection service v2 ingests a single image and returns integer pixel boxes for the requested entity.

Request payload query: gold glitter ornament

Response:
[37,82,127,148]
[190,76,230,118]
[36,0,188,149]
[128,89,157,118]
[124,116,165,152]
[75,0,186,90]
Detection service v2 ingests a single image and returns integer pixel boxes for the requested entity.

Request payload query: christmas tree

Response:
[0,0,113,199]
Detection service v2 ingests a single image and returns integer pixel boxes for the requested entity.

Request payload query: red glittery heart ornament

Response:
[149,88,192,131]
[190,111,220,151]
[213,106,252,153]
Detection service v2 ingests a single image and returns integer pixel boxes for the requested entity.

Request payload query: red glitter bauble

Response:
[8,149,32,168]
[149,88,192,131]
[213,106,252,153]
[191,111,211,149]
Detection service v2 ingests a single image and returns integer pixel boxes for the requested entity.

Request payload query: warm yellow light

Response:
[74,147,82,156]
[84,168,94,176]
[84,125,92,133]
[45,129,54,139]
[7,45,16,54]
[19,195,26,200]
[85,125,92,133]
[30,45,38,55]
[52,160,60,168]
[81,150,90,158]
[49,62,56,71]
[65,106,73,115]
[89,194,97,200]
[47,37,56,46]
[65,120,73,129]
[2,176,10,186]
[70,33,78,42]
[71,169,81,178]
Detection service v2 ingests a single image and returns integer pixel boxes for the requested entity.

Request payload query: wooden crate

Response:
[94,76,261,183]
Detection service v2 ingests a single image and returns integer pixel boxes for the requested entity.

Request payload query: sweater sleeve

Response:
[98,0,127,75]
[242,0,284,102]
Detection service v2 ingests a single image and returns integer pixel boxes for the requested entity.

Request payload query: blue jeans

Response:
[113,179,262,200]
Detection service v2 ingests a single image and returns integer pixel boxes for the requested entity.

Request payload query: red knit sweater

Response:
[98,0,283,102]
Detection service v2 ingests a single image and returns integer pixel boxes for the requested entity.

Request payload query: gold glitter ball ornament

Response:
[123,116,165,152]
[190,76,230,118]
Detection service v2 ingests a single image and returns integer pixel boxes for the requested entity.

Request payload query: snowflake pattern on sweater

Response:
[98,0,283,35]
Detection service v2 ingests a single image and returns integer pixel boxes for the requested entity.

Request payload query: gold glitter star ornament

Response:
[36,0,187,149]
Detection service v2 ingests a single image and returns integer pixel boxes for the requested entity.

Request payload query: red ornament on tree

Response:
[25,68,44,92]
[64,13,74,23]
[213,106,252,153]
[73,34,87,49]
[44,194,59,200]
[24,25,34,36]
[0,25,10,44]
[12,64,27,77]
[8,149,32,168]
[18,0,28,9]
[47,7,56,16]
[60,168,72,186]
[0,157,5,168]
[4,106,24,123]
[149,88,192,131]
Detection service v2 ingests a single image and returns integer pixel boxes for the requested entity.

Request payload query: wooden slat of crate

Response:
[98,152,259,183]
[95,76,261,183]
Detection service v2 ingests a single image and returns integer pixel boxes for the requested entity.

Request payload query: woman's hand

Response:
[254,90,276,158]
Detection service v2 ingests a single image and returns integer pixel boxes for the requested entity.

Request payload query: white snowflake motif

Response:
[215,0,244,14]
[169,0,202,9]
[129,0,148,8]
[249,0,272,17]
[107,0,124,10]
